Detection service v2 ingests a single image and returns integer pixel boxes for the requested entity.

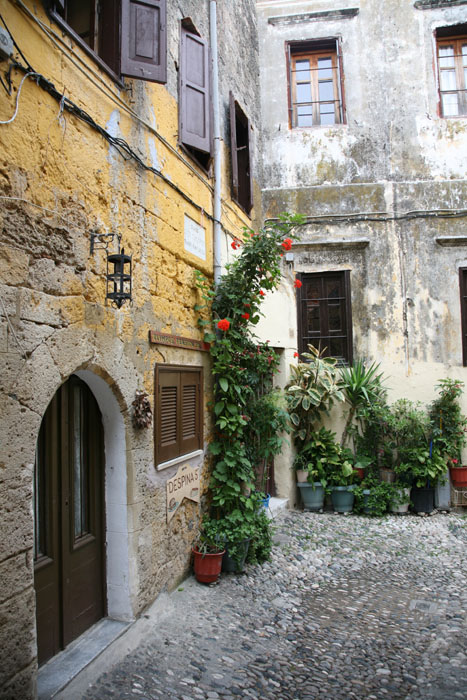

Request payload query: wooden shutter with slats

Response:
[121,0,167,83]
[155,365,203,465]
[180,29,211,153]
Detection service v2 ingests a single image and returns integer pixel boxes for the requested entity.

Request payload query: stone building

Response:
[0,0,260,696]
[256,0,467,504]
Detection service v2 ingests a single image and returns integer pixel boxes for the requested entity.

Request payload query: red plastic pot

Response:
[192,547,225,584]
[450,465,467,488]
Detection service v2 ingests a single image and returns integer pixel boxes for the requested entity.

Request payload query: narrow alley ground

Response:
[56,511,467,700]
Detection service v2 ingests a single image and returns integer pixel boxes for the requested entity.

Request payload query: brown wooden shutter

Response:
[157,370,179,463]
[180,371,202,455]
[230,91,239,202]
[121,0,167,83]
[180,29,211,153]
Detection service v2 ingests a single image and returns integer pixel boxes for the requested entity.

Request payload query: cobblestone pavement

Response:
[78,511,467,700]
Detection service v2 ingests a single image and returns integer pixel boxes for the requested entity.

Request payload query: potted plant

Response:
[430,378,467,489]
[408,447,447,513]
[354,477,394,516]
[192,518,226,584]
[293,427,338,510]
[327,453,357,513]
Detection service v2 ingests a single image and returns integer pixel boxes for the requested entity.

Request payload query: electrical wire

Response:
[10,2,250,231]
[0,70,38,124]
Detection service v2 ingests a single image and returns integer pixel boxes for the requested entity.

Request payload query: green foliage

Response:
[397,448,446,488]
[244,388,290,493]
[339,360,386,448]
[286,345,345,446]
[195,213,304,560]
[353,480,394,517]
[293,426,341,487]
[429,378,467,464]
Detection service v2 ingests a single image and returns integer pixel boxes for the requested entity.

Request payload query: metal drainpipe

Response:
[210,0,222,286]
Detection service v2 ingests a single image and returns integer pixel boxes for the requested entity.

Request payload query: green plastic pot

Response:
[297,482,325,511]
[331,486,354,513]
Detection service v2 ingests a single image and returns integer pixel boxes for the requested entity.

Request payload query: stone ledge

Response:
[415,0,467,9]
[436,236,467,246]
[268,8,359,25]
[293,238,370,250]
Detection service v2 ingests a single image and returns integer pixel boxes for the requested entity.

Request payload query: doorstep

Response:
[267,496,288,518]
[37,617,131,699]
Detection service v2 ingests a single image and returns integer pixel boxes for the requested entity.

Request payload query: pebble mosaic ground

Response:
[80,511,467,700]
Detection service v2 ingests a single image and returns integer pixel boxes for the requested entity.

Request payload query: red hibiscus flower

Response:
[282,238,292,251]
[294,279,302,288]
[259,290,265,297]
[231,240,240,250]
[294,351,299,358]
[241,312,250,320]
[217,319,230,331]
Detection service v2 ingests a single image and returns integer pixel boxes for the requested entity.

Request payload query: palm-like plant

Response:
[340,360,386,448]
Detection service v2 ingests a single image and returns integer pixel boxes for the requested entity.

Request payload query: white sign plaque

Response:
[184,215,206,260]
[166,463,200,522]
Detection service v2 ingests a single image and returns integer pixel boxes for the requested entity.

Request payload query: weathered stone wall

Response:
[0,0,260,696]
[256,0,467,503]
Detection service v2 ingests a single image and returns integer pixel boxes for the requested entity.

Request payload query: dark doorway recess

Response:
[34,375,106,666]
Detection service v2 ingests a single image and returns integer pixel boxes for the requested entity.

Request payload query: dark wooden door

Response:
[34,375,105,666]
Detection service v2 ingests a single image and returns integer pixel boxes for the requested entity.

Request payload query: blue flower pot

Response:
[297,483,325,511]
[331,486,354,514]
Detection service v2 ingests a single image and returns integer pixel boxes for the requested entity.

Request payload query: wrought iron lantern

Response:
[106,247,132,308]
[90,232,132,308]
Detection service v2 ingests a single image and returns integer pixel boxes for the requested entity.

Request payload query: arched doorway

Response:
[34,375,106,666]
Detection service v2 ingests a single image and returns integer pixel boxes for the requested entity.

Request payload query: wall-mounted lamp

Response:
[90,232,132,309]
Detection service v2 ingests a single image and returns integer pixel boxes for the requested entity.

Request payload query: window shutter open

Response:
[230,91,239,202]
[180,29,211,153]
[121,0,167,83]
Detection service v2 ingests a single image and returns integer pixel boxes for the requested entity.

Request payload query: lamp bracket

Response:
[90,232,121,256]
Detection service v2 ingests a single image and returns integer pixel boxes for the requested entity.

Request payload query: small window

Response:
[459,268,467,365]
[230,93,253,214]
[287,39,345,128]
[296,270,353,364]
[155,365,203,465]
[179,23,211,169]
[45,0,167,83]
[436,25,467,117]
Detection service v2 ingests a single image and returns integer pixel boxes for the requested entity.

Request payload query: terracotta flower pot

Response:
[192,548,225,584]
[450,465,467,488]
[296,469,308,483]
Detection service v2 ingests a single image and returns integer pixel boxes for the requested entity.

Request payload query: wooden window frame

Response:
[230,92,253,215]
[436,34,467,118]
[286,38,345,128]
[459,268,467,366]
[154,364,203,466]
[296,270,353,364]
[45,0,167,85]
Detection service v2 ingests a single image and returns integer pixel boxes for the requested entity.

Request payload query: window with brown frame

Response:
[436,25,467,117]
[154,365,203,465]
[296,271,353,364]
[44,0,167,83]
[230,92,253,214]
[287,39,344,128]
[459,268,467,366]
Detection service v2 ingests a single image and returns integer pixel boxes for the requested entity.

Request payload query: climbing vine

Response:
[195,213,303,563]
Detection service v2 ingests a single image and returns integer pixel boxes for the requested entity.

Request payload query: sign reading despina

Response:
[166,463,200,522]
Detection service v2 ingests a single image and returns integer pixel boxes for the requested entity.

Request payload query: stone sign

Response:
[167,463,200,522]
[184,215,206,260]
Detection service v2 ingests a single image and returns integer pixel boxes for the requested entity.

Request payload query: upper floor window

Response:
[45,0,167,83]
[436,25,467,117]
[287,39,344,127]
[230,93,253,214]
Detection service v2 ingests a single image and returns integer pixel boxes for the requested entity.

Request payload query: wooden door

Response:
[34,376,105,666]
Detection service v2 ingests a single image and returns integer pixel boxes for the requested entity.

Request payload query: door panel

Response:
[34,376,105,666]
